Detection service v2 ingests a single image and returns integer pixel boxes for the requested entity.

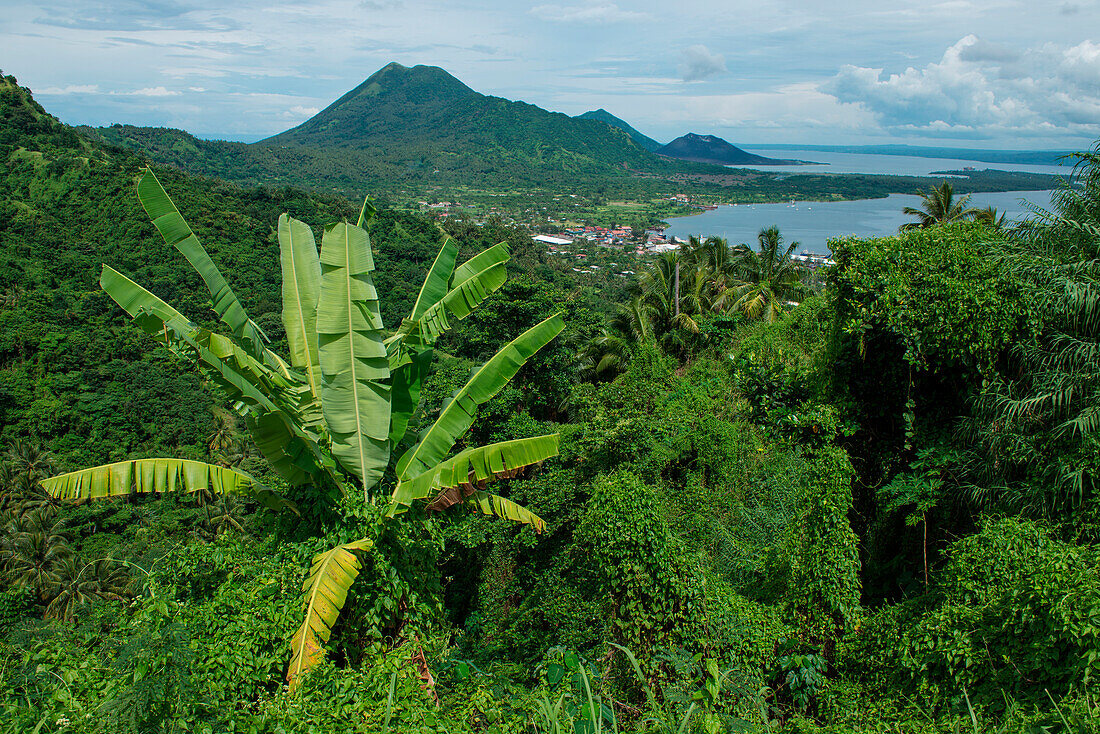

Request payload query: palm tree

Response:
[634,250,702,356]
[3,508,72,601]
[974,206,1007,228]
[5,439,57,484]
[901,180,982,230]
[40,169,565,687]
[580,296,652,380]
[971,144,1100,514]
[725,226,808,323]
[44,557,129,621]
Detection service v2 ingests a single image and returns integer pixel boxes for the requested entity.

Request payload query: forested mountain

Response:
[576,108,664,152]
[657,132,803,165]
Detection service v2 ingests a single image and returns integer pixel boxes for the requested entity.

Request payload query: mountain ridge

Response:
[575,109,663,152]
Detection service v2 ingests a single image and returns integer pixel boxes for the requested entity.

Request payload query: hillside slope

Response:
[576,109,663,152]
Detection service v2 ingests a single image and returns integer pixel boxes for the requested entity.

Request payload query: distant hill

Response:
[576,109,663,152]
[657,133,804,166]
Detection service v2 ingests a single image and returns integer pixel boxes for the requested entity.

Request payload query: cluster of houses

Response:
[667,194,719,211]
[533,224,635,249]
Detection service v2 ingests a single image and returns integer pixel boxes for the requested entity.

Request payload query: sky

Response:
[2,0,1099,149]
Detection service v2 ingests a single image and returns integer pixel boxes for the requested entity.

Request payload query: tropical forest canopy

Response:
[3,70,1100,734]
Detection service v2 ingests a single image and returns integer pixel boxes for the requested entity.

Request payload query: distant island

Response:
[746,143,1073,167]
[656,133,813,166]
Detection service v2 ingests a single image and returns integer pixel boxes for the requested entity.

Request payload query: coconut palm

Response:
[901,180,982,230]
[580,296,652,380]
[725,226,808,323]
[5,439,57,484]
[44,557,129,622]
[40,169,565,687]
[4,508,72,601]
[974,206,1007,228]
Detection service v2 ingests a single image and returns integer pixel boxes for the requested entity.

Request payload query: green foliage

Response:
[783,447,861,644]
[829,222,1033,377]
[575,471,701,659]
[4,70,1100,734]
[855,517,1100,707]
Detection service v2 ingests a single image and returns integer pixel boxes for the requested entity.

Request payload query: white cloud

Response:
[289,105,320,117]
[823,35,1100,138]
[679,45,726,82]
[127,86,180,96]
[530,3,650,24]
[36,84,99,94]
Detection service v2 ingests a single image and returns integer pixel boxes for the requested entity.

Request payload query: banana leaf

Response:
[408,261,507,343]
[136,168,270,358]
[390,434,559,510]
[395,313,564,480]
[287,538,373,688]
[41,458,294,513]
[389,347,433,446]
[409,237,458,322]
[466,491,546,533]
[278,214,322,398]
[316,221,391,494]
[450,242,510,287]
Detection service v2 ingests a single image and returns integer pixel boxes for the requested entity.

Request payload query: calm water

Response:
[728,148,1072,176]
[665,189,1055,253]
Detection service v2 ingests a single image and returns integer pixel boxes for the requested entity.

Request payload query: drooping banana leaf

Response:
[465,491,546,533]
[388,347,433,446]
[278,214,322,398]
[390,434,559,511]
[247,410,324,488]
[41,459,295,513]
[316,221,391,494]
[395,313,565,480]
[105,264,281,414]
[287,538,373,688]
[135,168,270,359]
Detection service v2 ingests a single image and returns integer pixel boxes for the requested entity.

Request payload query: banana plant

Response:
[40,168,564,688]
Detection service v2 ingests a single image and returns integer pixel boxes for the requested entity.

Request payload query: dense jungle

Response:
[3,71,1100,734]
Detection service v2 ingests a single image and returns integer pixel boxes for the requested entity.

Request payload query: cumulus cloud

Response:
[823,35,1100,139]
[679,45,726,82]
[289,105,320,117]
[530,3,650,23]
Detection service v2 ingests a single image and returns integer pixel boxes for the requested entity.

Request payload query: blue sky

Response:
[3,0,1099,148]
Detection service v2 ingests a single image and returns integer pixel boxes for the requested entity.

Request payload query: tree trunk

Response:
[674,260,680,319]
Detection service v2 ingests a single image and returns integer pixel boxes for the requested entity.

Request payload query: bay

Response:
[664,189,1055,253]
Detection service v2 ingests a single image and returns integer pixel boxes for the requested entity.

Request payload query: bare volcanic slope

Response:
[656,133,807,166]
